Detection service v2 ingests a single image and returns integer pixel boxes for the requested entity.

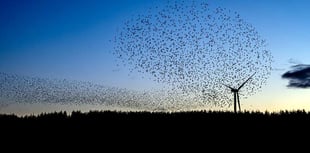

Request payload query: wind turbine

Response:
[222,73,256,113]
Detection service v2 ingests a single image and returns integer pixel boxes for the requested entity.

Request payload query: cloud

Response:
[288,58,302,65]
[282,64,310,88]
[272,68,285,71]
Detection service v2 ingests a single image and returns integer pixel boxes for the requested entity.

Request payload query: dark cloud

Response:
[282,64,310,88]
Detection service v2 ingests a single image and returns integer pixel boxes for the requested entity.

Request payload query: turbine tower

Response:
[223,73,256,113]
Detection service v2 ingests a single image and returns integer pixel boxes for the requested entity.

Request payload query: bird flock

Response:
[0,72,204,111]
[113,1,273,107]
[0,1,273,111]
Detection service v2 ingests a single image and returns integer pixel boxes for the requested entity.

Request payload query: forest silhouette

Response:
[2,110,310,141]
[2,110,310,129]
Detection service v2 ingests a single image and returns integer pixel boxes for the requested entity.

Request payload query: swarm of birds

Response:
[0,72,135,109]
[0,72,204,111]
[0,1,273,111]
[113,1,273,107]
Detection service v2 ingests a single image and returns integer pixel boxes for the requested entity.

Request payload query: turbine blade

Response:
[221,83,234,90]
[238,73,256,90]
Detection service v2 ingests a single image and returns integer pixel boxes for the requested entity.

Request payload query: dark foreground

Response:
[2,110,310,146]
[2,110,310,130]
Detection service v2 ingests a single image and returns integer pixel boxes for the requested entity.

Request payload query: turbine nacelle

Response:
[231,88,238,93]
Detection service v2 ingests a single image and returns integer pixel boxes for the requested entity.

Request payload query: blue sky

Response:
[1,0,310,114]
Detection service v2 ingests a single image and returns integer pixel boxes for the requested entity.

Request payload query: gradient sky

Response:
[1,0,310,115]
